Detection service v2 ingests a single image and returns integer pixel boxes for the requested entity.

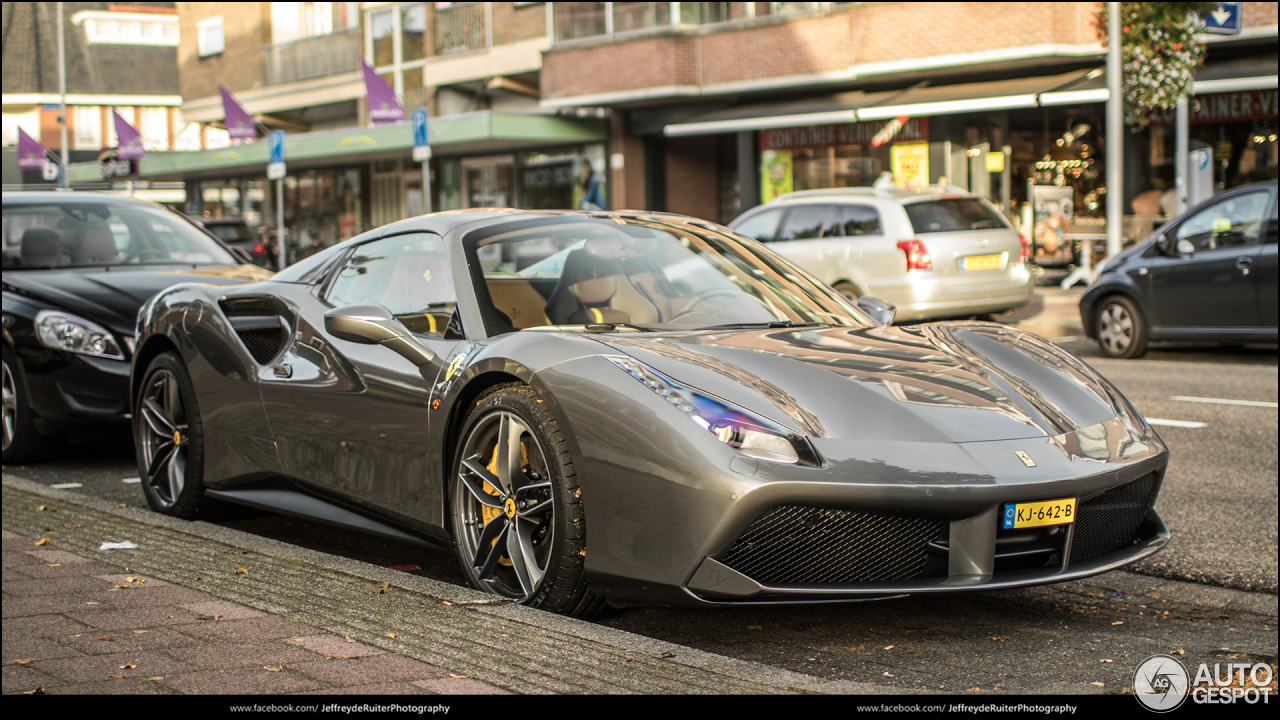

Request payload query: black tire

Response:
[1095,295,1148,359]
[134,351,227,519]
[449,383,603,617]
[2,345,53,465]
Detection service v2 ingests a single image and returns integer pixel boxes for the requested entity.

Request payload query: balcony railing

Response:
[263,27,360,86]
[436,2,487,55]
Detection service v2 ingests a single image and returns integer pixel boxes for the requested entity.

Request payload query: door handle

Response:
[1237,257,1253,275]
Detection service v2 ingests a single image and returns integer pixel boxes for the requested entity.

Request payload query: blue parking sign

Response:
[269,131,285,163]
[1203,3,1240,34]
[412,109,429,148]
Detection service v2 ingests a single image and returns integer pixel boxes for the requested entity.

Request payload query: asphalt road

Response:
[3,324,1276,694]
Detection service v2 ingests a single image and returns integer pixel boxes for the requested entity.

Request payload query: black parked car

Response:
[2,192,271,463]
[1081,181,1278,358]
[195,218,276,271]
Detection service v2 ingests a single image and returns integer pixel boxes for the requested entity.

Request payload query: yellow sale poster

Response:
[760,150,793,202]
[891,143,929,188]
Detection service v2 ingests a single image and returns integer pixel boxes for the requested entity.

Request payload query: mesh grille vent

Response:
[720,505,946,585]
[237,328,283,365]
[1070,473,1159,563]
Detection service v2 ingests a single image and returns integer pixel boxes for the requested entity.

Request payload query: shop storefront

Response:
[757,119,930,201]
[437,143,608,212]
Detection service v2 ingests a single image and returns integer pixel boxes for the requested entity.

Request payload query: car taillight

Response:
[1018,235,1031,264]
[896,239,932,271]
[253,243,265,255]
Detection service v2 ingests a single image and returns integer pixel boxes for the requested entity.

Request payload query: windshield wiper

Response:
[582,322,658,333]
[695,321,822,331]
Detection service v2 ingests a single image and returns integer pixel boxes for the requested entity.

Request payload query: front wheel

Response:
[1095,295,1148,359]
[449,383,603,617]
[135,351,227,518]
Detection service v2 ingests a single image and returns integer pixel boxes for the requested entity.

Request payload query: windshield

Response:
[904,198,1011,233]
[468,216,870,335]
[3,200,236,270]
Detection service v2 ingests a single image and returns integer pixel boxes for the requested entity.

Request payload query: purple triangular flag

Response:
[17,127,49,169]
[113,109,147,159]
[360,59,405,123]
[219,84,256,140]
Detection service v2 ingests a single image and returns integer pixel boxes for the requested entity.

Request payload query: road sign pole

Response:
[412,109,432,214]
[277,178,285,271]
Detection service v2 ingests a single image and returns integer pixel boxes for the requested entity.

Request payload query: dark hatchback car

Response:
[2,192,270,463]
[1081,181,1278,358]
[195,218,276,271]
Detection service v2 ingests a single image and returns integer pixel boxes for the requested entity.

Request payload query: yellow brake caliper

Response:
[480,441,529,567]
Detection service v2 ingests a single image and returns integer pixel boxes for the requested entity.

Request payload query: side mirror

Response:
[324,304,436,366]
[1154,233,1171,255]
[856,296,897,328]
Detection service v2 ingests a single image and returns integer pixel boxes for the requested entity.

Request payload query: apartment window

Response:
[140,107,169,151]
[73,11,180,46]
[74,107,101,149]
[553,2,607,42]
[551,2,823,43]
[365,4,428,109]
[198,17,225,57]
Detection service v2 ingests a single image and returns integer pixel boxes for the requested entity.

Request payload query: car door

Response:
[259,232,462,521]
[823,203,895,296]
[1258,192,1278,330]
[1147,189,1270,331]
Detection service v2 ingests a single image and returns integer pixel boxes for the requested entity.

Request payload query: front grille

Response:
[719,505,946,585]
[237,328,283,364]
[1070,472,1160,563]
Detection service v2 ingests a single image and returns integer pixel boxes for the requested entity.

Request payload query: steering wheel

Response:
[123,249,164,264]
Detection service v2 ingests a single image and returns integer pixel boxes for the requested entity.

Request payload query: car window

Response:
[1266,194,1278,245]
[1177,191,1270,251]
[325,233,456,337]
[732,208,784,242]
[824,205,882,237]
[904,198,1010,233]
[2,201,235,269]
[777,205,830,242]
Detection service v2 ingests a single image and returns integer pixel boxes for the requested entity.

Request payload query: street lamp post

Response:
[57,5,69,190]
[1106,1,1123,259]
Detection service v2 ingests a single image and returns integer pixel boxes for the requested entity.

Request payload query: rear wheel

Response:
[1095,295,1148,359]
[449,383,603,617]
[135,351,226,518]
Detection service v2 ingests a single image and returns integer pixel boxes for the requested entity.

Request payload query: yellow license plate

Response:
[962,253,1003,271]
[1002,497,1077,529]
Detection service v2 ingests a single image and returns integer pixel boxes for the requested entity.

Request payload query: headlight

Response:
[607,356,815,465]
[35,310,125,360]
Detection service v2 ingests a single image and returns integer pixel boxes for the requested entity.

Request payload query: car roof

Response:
[770,185,981,205]
[369,208,729,241]
[1,190,159,207]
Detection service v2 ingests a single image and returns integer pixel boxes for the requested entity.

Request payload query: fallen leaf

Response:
[125,576,138,583]
[148,676,163,681]
[343,633,355,643]
[98,636,114,642]
[846,646,864,652]
[325,654,361,660]
[195,576,202,581]
[214,615,223,621]
[1100,659,1113,663]
[449,673,472,679]
[24,687,47,694]
[85,601,100,605]
[377,582,390,594]
[34,538,48,546]
[1111,621,1124,626]
[37,505,56,512]
[119,662,136,669]
[1172,648,1185,655]
[44,563,61,567]
[441,601,452,606]
[114,584,130,589]
[967,687,982,692]
[10,659,35,665]
[386,633,397,639]
[623,657,634,663]
[235,567,248,575]
[1091,682,1105,687]
[992,636,1009,642]
[263,665,283,672]
[133,630,150,634]
[884,645,895,650]
[116,503,127,508]
[109,674,125,679]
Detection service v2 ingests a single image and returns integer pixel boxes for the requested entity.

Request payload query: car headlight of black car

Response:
[35,310,125,360]
[607,355,816,465]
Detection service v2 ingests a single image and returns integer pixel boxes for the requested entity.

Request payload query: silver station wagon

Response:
[730,187,1035,322]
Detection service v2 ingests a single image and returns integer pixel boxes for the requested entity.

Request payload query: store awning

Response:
[1040,53,1278,105]
[664,70,1094,137]
[68,111,608,183]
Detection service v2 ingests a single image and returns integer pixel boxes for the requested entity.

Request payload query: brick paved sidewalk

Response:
[2,530,507,696]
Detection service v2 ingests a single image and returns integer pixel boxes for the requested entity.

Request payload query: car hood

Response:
[591,323,1130,444]
[3,265,269,335]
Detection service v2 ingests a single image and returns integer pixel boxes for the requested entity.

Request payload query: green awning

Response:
[69,112,607,183]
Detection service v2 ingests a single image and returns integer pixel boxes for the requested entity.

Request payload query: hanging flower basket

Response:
[1096,3,1215,129]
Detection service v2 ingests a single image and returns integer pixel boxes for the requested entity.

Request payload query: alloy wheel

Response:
[1098,303,1133,356]
[454,411,554,602]
[138,369,189,508]
[1,359,16,452]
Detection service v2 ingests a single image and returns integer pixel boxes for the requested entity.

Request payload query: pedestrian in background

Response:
[579,159,604,211]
